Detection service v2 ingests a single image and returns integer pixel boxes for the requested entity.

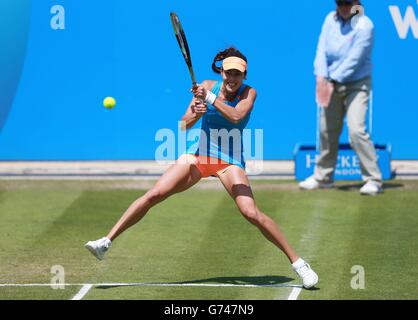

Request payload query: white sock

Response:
[292,258,305,269]
[102,237,112,247]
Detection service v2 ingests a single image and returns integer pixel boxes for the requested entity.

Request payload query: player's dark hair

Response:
[211,47,248,75]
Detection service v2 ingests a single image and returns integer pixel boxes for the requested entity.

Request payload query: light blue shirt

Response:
[314,11,374,83]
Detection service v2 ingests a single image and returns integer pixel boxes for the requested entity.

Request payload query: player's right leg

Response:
[85,154,202,260]
[217,165,318,289]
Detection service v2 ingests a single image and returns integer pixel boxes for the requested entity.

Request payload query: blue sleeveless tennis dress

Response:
[186,81,251,169]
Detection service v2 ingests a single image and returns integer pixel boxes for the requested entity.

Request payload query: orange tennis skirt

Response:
[183,154,234,178]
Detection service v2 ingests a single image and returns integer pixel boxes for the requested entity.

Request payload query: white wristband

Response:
[205,91,217,105]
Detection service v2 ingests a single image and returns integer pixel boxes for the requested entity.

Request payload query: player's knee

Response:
[240,207,260,225]
[144,188,164,205]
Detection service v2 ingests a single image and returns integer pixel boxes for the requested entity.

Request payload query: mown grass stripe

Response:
[0,188,84,283]
[296,189,363,300]
[276,195,327,300]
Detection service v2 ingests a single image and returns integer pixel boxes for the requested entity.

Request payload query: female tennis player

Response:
[85,47,318,288]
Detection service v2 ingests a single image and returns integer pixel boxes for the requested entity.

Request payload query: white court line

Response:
[0,282,303,300]
[0,283,85,287]
[287,287,303,300]
[71,284,93,300]
[0,282,302,288]
[95,283,304,288]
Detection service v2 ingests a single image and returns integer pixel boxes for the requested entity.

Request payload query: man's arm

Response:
[314,13,332,78]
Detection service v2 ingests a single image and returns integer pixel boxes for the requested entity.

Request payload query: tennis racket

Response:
[170,12,198,89]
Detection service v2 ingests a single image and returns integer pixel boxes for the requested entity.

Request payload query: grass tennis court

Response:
[0,179,417,300]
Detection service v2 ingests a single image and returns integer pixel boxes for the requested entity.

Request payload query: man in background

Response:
[299,0,383,195]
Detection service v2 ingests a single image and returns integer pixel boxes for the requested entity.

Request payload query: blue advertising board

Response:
[294,143,392,181]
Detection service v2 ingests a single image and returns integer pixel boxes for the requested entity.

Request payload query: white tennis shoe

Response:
[85,237,112,260]
[360,181,383,195]
[292,258,319,289]
[298,176,334,190]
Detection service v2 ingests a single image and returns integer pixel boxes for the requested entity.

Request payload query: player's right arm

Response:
[180,80,214,130]
[180,98,205,130]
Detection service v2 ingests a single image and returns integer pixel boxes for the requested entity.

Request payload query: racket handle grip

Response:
[192,82,204,103]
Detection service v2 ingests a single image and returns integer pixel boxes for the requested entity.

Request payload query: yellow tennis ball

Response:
[103,97,116,109]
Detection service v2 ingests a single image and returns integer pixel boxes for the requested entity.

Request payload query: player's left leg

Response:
[217,165,297,262]
[217,165,318,288]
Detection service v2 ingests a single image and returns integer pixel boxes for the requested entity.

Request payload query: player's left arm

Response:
[194,85,257,124]
[214,87,256,124]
